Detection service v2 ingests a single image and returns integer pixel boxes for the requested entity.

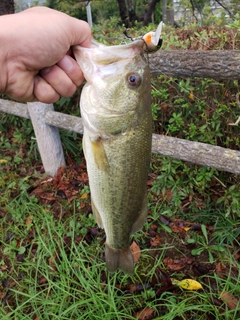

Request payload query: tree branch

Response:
[214,0,234,19]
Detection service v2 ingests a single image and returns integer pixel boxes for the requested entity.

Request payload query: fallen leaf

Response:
[216,262,239,279]
[150,234,161,247]
[48,253,58,272]
[0,159,7,163]
[220,291,239,310]
[0,265,8,271]
[130,241,141,263]
[80,192,88,199]
[177,279,202,290]
[0,292,7,299]
[25,216,33,226]
[163,257,194,271]
[150,224,158,231]
[134,308,155,320]
[38,276,48,285]
[189,90,194,100]
[162,188,173,201]
[160,101,168,113]
[169,219,187,233]
[152,268,174,295]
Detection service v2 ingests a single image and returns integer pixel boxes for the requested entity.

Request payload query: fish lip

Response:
[73,39,145,65]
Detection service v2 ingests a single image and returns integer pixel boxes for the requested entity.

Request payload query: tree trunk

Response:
[127,0,138,23]
[117,0,160,27]
[142,0,160,26]
[0,0,14,15]
[149,50,240,80]
[116,0,130,27]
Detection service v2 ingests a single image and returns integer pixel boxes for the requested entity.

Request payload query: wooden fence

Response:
[0,50,240,177]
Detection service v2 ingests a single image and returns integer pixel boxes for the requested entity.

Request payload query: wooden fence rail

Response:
[1,99,240,177]
[1,50,239,176]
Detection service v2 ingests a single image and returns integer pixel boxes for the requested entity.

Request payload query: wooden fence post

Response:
[27,102,66,176]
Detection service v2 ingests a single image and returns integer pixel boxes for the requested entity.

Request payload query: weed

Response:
[187,225,225,263]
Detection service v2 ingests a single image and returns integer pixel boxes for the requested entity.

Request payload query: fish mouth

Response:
[73,39,146,81]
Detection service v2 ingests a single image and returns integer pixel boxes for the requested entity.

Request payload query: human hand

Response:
[0,6,91,103]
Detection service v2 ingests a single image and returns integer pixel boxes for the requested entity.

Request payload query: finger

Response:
[57,55,84,87]
[34,75,60,104]
[40,64,77,97]
[70,19,92,48]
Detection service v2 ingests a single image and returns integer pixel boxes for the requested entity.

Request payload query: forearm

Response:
[0,15,11,94]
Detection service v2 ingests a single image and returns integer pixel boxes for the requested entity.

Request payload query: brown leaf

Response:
[150,224,158,231]
[48,253,58,272]
[161,189,173,201]
[130,241,141,263]
[30,187,44,197]
[0,265,8,271]
[163,256,194,271]
[150,234,161,247]
[164,257,185,271]
[220,291,239,310]
[170,220,186,233]
[128,284,137,293]
[216,262,239,279]
[38,276,48,285]
[40,192,56,201]
[134,308,155,320]
[25,216,33,226]
[160,101,168,113]
[0,292,7,299]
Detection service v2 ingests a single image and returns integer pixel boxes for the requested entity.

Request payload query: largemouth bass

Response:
[74,29,162,274]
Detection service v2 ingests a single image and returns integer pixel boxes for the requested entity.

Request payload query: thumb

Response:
[69,18,92,48]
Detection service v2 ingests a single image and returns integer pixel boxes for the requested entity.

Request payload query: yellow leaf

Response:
[0,159,7,163]
[189,91,194,100]
[178,279,203,290]
[80,192,88,199]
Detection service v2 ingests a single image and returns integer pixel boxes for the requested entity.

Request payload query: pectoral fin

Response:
[91,138,109,171]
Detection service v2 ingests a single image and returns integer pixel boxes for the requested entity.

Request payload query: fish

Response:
[73,26,162,274]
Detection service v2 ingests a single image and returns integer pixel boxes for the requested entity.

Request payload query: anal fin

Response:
[131,193,148,235]
[105,244,134,274]
[91,198,104,229]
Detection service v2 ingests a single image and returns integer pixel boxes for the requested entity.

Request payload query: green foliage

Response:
[45,0,88,19]
[146,22,240,219]
[187,224,225,263]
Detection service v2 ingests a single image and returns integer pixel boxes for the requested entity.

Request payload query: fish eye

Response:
[126,73,141,88]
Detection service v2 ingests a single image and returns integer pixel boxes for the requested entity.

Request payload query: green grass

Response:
[0,185,239,319]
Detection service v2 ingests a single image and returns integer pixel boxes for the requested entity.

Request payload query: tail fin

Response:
[105,244,134,274]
